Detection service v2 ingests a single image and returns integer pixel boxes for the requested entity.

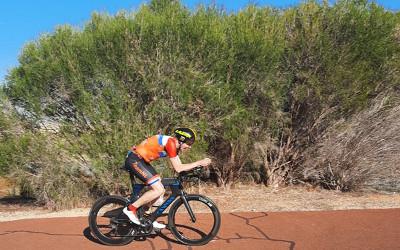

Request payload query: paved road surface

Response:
[0,209,399,250]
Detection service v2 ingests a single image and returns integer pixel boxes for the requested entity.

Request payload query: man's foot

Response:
[152,221,166,229]
[123,207,141,225]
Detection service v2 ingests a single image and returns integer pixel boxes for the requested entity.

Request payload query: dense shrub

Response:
[1,0,399,205]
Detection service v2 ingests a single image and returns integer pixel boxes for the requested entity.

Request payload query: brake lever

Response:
[192,166,203,175]
[178,166,203,180]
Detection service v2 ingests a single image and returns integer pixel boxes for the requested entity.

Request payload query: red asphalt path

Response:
[0,209,399,250]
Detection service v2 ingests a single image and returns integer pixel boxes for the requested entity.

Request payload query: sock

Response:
[128,204,138,214]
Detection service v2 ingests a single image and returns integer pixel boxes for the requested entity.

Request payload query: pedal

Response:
[138,218,154,234]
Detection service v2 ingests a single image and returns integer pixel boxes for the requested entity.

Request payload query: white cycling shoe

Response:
[152,221,166,229]
[123,207,166,229]
[123,207,141,225]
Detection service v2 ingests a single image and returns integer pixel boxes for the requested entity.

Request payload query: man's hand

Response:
[200,158,212,167]
[169,156,212,173]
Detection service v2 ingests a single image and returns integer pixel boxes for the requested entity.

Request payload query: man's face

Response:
[180,142,192,151]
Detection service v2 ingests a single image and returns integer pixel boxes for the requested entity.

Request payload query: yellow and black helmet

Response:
[174,127,196,145]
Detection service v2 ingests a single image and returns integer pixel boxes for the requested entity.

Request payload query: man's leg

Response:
[122,156,165,225]
[123,180,165,226]
[144,195,164,215]
[132,180,165,208]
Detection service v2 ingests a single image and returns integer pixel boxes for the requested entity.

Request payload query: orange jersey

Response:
[133,135,178,162]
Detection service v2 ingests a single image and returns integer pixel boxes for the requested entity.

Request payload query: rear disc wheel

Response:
[88,195,134,245]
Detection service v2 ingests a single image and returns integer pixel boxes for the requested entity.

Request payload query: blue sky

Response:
[0,0,399,84]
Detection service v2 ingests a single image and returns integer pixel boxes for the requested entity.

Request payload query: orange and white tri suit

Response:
[124,135,178,185]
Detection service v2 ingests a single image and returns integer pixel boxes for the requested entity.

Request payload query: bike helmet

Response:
[174,127,196,145]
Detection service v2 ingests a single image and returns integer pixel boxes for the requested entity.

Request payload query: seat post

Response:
[129,172,136,190]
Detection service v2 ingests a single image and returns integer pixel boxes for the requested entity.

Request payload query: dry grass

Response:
[196,183,400,212]
[0,177,14,197]
[299,93,400,191]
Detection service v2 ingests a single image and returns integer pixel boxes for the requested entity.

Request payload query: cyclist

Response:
[123,127,212,229]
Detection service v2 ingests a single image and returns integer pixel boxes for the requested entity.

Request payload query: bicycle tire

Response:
[168,194,221,246]
[88,195,134,246]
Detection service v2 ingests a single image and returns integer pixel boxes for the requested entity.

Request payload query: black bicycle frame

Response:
[127,176,197,223]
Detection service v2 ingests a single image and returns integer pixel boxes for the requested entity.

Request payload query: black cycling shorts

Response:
[124,151,160,185]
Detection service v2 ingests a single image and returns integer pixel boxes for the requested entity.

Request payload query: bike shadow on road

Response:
[82,213,296,249]
[213,212,296,250]
[82,226,185,247]
[82,227,104,245]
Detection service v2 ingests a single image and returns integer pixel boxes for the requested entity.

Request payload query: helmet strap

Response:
[177,141,183,154]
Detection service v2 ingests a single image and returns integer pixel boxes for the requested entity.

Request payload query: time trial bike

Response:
[88,167,221,246]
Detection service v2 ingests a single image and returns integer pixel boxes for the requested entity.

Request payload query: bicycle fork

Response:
[180,191,196,223]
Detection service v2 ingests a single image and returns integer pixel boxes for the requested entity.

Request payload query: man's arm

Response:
[169,156,211,173]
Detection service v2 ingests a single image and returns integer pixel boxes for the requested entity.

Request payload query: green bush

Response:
[1,0,399,201]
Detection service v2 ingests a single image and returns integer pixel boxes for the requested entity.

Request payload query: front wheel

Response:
[88,195,134,245]
[168,194,221,246]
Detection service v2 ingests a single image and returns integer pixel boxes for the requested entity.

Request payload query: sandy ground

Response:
[1,184,399,222]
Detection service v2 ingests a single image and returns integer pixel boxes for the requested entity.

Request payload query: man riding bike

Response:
[123,127,212,230]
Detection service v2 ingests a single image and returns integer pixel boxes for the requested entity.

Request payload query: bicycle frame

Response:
[89,167,220,246]
[127,175,197,223]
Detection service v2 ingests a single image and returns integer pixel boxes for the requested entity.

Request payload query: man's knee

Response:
[157,185,165,196]
[152,182,165,196]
